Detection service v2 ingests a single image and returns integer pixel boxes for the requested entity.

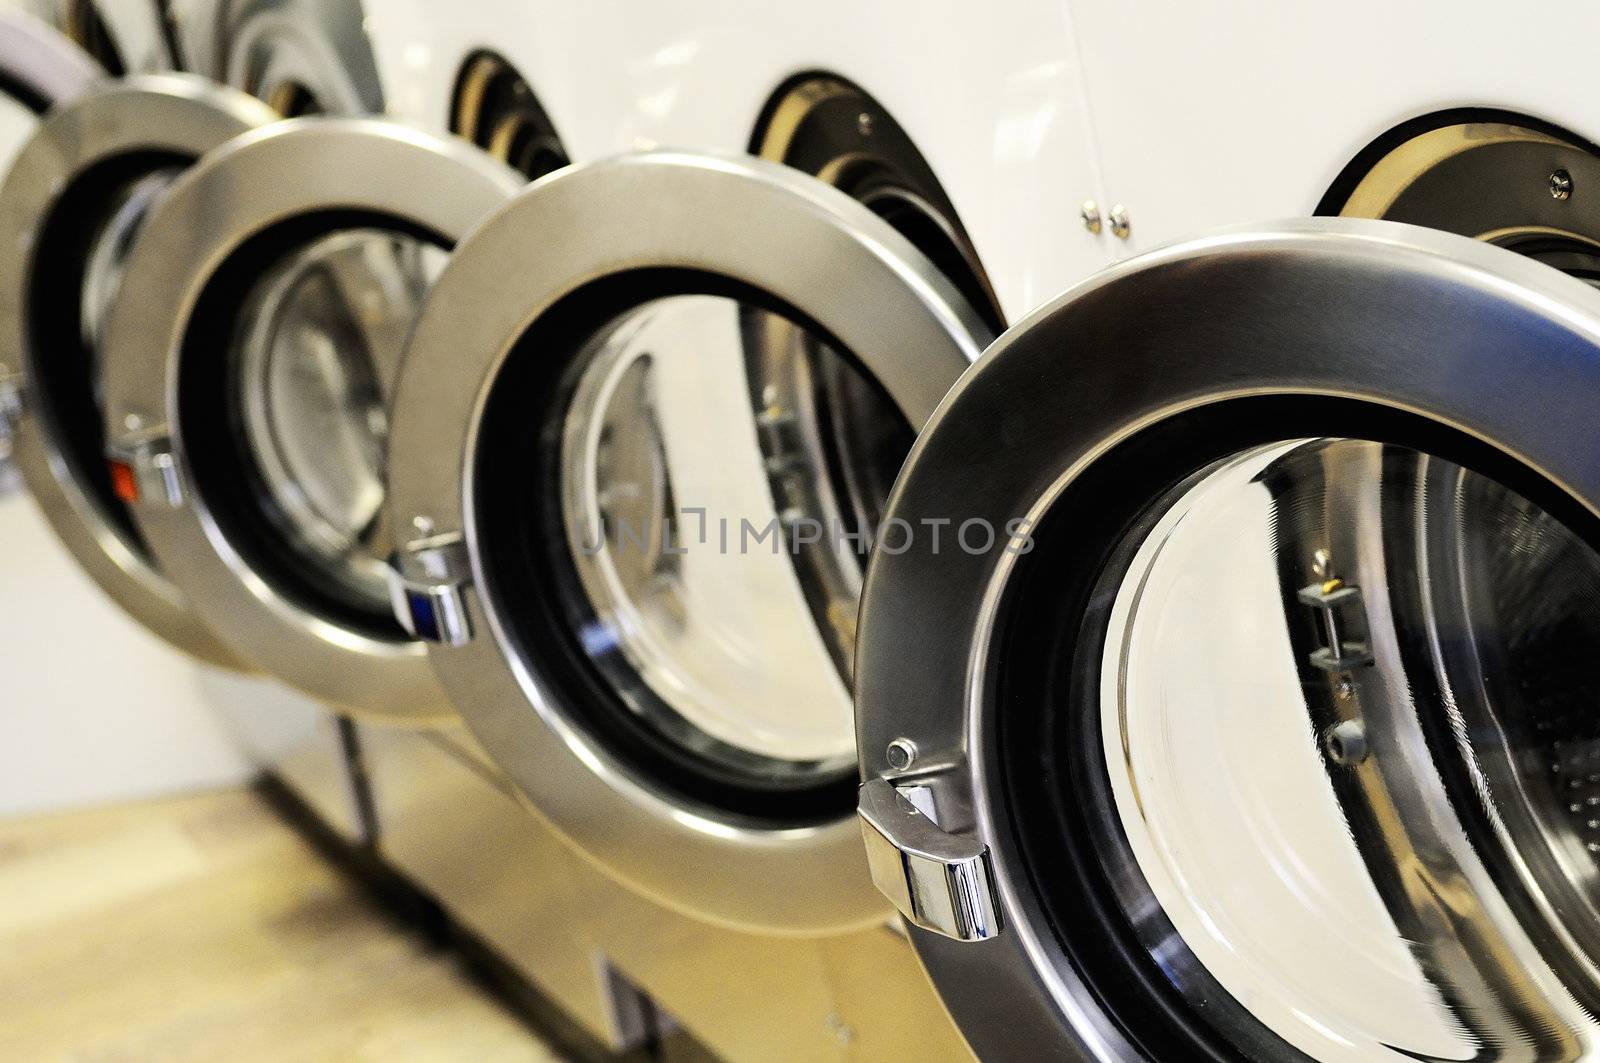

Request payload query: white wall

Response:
[0,490,254,818]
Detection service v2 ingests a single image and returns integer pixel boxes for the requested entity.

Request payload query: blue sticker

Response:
[407,591,441,642]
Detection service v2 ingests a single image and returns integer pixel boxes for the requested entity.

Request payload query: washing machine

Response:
[0,75,281,668]
[0,10,426,834]
[851,215,1600,1059]
[369,5,1116,1058]
[84,110,656,1051]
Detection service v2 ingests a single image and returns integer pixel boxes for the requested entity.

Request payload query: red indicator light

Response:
[108,459,138,503]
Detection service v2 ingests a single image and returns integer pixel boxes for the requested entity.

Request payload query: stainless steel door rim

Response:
[855,218,1600,1059]
[386,151,990,933]
[0,74,277,667]
[101,118,522,721]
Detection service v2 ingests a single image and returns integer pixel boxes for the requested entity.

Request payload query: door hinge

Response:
[858,776,1002,942]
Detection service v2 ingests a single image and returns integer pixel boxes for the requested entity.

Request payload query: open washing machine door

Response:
[170,0,382,117]
[0,74,278,667]
[854,218,1600,1061]
[384,152,992,933]
[100,119,521,720]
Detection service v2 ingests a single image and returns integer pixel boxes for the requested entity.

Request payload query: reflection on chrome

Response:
[231,229,447,613]
[559,294,875,775]
[1100,437,1600,1060]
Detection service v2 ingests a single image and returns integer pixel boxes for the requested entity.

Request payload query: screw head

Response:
[855,111,875,137]
[1080,200,1102,234]
[411,515,435,535]
[1109,204,1131,239]
[1551,169,1574,201]
[886,738,918,772]
[1325,720,1369,767]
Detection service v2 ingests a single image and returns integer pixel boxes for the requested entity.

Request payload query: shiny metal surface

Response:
[1091,437,1600,1058]
[206,670,369,844]
[101,119,521,720]
[387,151,989,933]
[555,294,859,776]
[360,718,973,1060]
[0,7,101,497]
[0,74,275,667]
[233,228,446,612]
[859,777,1000,942]
[174,0,381,116]
[856,218,1600,1060]
[360,720,640,1050]
[747,74,1003,689]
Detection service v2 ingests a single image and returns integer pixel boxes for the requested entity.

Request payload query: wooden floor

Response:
[0,787,560,1062]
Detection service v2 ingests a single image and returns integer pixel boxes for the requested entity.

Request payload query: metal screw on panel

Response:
[1080,200,1103,234]
[1109,204,1131,239]
[856,111,875,137]
[886,738,918,772]
[1325,720,1369,767]
[411,514,435,536]
[1552,169,1574,201]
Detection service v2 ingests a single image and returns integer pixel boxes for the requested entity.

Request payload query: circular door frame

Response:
[853,217,1600,1059]
[0,74,278,668]
[386,151,991,933]
[0,7,103,111]
[100,117,523,720]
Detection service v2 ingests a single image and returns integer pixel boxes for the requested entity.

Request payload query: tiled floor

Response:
[0,787,559,1061]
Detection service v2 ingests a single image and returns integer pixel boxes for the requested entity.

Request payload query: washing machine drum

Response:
[854,217,1600,1061]
[0,74,280,667]
[97,118,522,719]
[384,152,991,933]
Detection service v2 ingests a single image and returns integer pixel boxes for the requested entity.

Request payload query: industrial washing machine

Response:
[0,0,409,842]
[367,4,1117,1058]
[854,216,1600,1061]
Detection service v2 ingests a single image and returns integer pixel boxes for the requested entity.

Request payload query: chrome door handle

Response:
[858,776,1002,942]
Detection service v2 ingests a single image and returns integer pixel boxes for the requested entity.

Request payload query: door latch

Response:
[387,531,474,646]
[106,430,184,507]
[858,776,1002,942]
